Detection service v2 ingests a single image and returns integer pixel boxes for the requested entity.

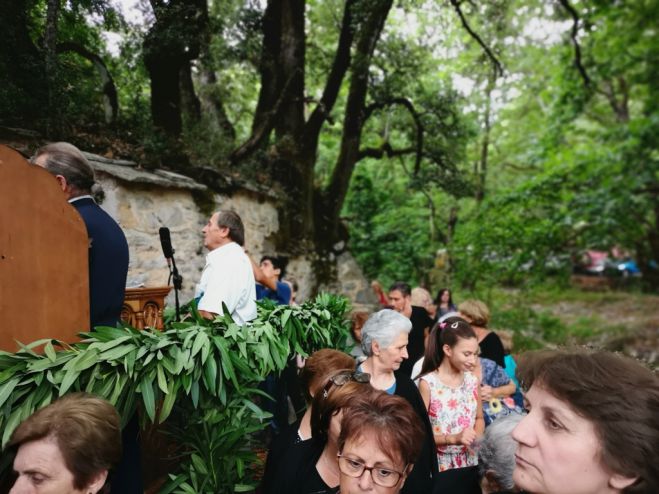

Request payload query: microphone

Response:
[159,227,174,265]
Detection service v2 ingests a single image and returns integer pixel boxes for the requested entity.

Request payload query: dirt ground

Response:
[531,292,659,366]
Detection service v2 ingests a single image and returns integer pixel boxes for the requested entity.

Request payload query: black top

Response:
[265,436,338,494]
[260,419,302,493]
[479,332,506,368]
[394,371,439,494]
[72,198,129,328]
[400,306,433,378]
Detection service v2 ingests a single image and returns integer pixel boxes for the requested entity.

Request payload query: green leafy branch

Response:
[0,294,351,493]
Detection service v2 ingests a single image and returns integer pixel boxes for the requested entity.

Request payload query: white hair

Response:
[478,412,524,490]
[361,309,412,356]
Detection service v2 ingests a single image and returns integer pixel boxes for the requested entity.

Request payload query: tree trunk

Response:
[476,70,495,203]
[322,0,395,240]
[45,0,61,136]
[180,63,201,124]
[143,0,206,137]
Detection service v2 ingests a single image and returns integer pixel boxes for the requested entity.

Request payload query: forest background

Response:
[2,0,658,354]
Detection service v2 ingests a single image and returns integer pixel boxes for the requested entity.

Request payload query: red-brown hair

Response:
[338,390,424,466]
[298,349,356,403]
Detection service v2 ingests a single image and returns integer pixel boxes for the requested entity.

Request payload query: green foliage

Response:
[0,294,350,493]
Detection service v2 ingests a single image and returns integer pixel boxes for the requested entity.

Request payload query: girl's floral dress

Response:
[421,371,479,471]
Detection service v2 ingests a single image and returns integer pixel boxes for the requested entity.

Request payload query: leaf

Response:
[213,337,238,389]
[99,344,137,362]
[191,332,209,359]
[159,474,188,494]
[140,376,156,422]
[110,373,127,405]
[2,408,23,448]
[59,367,81,396]
[190,454,208,475]
[159,380,178,423]
[234,483,257,492]
[202,356,217,395]
[91,335,133,352]
[280,309,293,329]
[71,349,99,372]
[157,364,168,394]
[191,380,199,408]
[44,341,57,362]
[89,326,131,342]
[0,378,20,408]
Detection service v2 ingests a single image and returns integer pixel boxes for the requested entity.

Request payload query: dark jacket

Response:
[394,371,439,494]
[73,197,129,328]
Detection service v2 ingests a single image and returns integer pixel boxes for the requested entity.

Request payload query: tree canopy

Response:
[3,0,658,291]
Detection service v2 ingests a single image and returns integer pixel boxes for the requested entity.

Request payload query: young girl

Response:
[418,317,484,494]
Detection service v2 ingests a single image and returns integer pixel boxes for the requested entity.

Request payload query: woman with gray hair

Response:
[358,309,439,493]
[479,413,523,493]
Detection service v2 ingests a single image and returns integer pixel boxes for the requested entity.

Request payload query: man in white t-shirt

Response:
[195,210,257,324]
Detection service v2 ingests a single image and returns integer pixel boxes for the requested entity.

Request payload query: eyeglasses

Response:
[321,371,371,398]
[337,454,407,488]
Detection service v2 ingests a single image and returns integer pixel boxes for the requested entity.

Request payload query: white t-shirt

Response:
[195,242,257,325]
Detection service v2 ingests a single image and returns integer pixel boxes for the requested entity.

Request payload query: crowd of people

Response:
[4,142,659,493]
[5,321,658,494]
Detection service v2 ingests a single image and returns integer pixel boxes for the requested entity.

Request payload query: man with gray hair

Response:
[33,142,137,494]
[32,142,129,329]
[196,210,256,324]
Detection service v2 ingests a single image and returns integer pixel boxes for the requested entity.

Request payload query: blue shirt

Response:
[256,280,291,305]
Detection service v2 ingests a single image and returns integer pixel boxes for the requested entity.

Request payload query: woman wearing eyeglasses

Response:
[358,309,439,493]
[266,370,373,494]
[336,390,425,494]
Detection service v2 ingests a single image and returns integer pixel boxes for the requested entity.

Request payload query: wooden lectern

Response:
[0,145,90,351]
[121,286,172,330]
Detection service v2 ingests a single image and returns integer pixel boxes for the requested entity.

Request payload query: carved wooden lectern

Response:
[120,286,172,330]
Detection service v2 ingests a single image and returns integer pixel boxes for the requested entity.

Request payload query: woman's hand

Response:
[457,427,477,446]
[480,384,494,400]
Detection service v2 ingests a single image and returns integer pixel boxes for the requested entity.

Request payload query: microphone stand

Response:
[167,250,183,321]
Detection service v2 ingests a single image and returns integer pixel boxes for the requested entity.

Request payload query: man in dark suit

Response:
[32,142,129,329]
[33,142,140,493]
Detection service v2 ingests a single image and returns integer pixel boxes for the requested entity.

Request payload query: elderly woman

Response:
[337,390,425,494]
[479,413,523,493]
[513,349,659,494]
[267,371,373,494]
[6,392,122,494]
[359,309,438,494]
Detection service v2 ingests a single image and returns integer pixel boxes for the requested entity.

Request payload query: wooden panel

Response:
[0,145,89,351]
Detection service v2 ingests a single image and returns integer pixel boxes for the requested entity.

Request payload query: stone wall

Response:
[88,154,376,308]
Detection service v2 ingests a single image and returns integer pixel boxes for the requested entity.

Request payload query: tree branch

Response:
[357,144,416,161]
[362,97,423,174]
[304,0,357,146]
[448,0,503,77]
[229,70,300,164]
[557,0,591,88]
[397,155,448,244]
[57,42,118,124]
